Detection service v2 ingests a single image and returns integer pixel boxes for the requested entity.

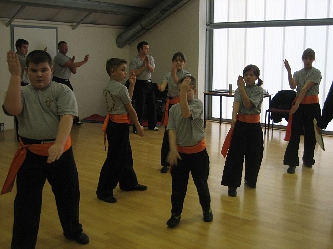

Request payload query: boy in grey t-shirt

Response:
[166,76,212,227]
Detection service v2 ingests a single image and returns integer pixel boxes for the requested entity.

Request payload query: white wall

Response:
[0,20,128,130]
[0,0,206,130]
[129,0,206,100]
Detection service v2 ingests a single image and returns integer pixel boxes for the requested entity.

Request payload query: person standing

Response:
[166,76,212,227]
[283,48,321,174]
[129,41,158,133]
[96,58,147,203]
[2,50,89,248]
[53,41,89,125]
[221,65,264,197]
[158,52,190,173]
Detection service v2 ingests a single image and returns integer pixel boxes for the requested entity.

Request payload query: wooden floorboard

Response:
[1,121,333,249]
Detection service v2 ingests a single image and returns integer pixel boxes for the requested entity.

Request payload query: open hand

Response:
[7,51,21,76]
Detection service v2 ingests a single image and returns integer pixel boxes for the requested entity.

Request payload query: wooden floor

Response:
[1,121,333,249]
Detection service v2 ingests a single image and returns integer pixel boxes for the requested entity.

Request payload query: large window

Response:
[208,0,333,130]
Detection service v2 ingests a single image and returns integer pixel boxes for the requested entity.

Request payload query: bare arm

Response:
[4,51,23,115]
[289,81,315,115]
[127,71,136,99]
[284,59,297,89]
[125,103,144,137]
[237,76,253,109]
[231,101,240,129]
[63,54,89,73]
[158,81,168,92]
[167,129,181,166]
[145,56,155,73]
[179,77,192,118]
[47,114,73,163]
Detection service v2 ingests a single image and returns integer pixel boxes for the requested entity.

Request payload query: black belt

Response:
[136,79,152,83]
[20,137,55,144]
[53,76,70,83]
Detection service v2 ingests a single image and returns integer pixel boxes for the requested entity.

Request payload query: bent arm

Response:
[4,51,23,115]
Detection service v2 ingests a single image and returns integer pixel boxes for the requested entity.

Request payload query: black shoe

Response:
[244,180,256,189]
[228,187,237,197]
[203,209,213,222]
[303,163,312,168]
[167,213,181,227]
[65,232,89,244]
[97,195,117,203]
[122,184,147,191]
[160,166,169,173]
[287,166,296,174]
[149,127,158,131]
[75,121,83,126]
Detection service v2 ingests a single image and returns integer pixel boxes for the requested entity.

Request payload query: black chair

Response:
[264,90,296,134]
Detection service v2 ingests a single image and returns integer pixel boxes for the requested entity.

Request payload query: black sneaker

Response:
[228,187,237,197]
[167,213,181,227]
[244,180,256,189]
[65,232,89,244]
[287,166,296,174]
[122,184,147,191]
[303,163,312,168]
[75,121,83,126]
[97,195,117,203]
[160,166,169,173]
[203,209,213,222]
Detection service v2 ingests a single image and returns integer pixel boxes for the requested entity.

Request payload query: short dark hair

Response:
[106,58,127,76]
[178,75,196,89]
[302,48,315,60]
[58,41,67,47]
[137,41,148,52]
[26,50,52,67]
[15,39,29,49]
[172,52,186,62]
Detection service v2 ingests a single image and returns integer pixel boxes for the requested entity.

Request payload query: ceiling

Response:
[0,0,191,47]
[0,0,166,28]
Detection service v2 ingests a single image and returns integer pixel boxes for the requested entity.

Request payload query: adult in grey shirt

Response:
[53,41,89,125]
[129,41,158,133]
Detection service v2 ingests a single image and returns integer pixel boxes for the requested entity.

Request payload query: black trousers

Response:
[221,121,263,188]
[284,103,321,167]
[11,147,82,249]
[160,101,177,167]
[132,80,157,131]
[96,121,139,197]
[170,149,211,215]
[52,76,80,124]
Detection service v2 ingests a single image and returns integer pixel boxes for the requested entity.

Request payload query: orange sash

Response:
[102,114,130,149]
[177,139,206,154]
[284,95,319,141]
[1,136,72,195]
[237,114,260,123]
[221,114,260,158]
[221,128,233,158]
[162,97,180,126]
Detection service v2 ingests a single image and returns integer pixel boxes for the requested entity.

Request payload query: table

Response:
[203,91,271,128]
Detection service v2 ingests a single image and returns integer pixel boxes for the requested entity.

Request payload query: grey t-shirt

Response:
[162,69,191,98]
[234,85,263,115]
[167,99,204,147]
[53,52,72,79]
[293,67,321,96]
[129,55,155,80]
[17,81,78,139]
[104,79,131,114]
